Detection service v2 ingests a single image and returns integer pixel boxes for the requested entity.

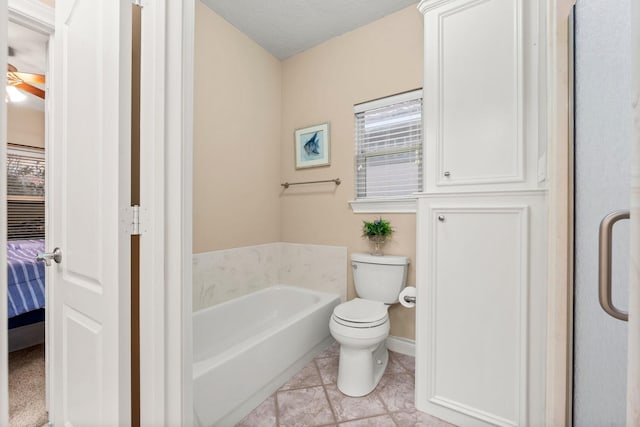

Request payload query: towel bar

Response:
[281,178,341,189]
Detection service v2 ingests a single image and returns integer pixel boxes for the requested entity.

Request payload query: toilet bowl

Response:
[329,298,390,397]
[329,253,409,397]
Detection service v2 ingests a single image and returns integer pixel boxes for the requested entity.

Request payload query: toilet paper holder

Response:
[399,286,417,308]
[403,295,416,303]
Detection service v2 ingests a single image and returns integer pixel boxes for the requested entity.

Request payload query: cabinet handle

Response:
[438,215,445,222]
[443,171,451,177]
[598,210,629,321]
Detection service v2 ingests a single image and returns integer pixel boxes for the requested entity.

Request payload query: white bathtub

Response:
[193,285,341,427]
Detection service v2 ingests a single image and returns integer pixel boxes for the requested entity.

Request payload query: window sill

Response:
[348,198,417,214]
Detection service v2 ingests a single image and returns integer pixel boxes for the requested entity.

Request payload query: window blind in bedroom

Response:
[6,145,45,240]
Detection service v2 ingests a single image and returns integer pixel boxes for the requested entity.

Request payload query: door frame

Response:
[545,0,575,425]
[138,0,194,425]
[0,0,194,425]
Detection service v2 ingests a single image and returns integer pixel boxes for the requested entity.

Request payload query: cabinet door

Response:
[420,0,541,192]
[416,203,531,426]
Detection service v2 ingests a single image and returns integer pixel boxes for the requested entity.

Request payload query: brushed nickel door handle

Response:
[598,210,629,321]
[36,247,62,267]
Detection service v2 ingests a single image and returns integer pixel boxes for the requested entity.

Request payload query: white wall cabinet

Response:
[416,0,548,425]
[420,0,545,193]
[415,192,547,426]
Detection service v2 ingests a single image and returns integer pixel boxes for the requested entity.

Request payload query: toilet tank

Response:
[351,253,409,304]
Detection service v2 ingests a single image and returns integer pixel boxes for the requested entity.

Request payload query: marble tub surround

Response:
[279,243,347,299]
[192,244,279,309]
[192,243,347,310]
[237,341,455,427]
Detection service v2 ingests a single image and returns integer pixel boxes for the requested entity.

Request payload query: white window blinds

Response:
[8,201,45,240]
[6,145,45,240]
[354,90,423,199]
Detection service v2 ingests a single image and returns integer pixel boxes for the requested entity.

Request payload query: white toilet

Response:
[329,252,409,397]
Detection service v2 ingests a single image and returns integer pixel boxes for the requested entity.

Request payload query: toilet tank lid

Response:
[351,252,410,266]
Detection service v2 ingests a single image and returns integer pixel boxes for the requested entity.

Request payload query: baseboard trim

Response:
[386,336,415,356]
[8,321,45,353]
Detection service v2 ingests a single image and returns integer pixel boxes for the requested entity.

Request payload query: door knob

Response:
[36,247,62,266]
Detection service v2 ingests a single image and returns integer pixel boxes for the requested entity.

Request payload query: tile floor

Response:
[237,341,455,427]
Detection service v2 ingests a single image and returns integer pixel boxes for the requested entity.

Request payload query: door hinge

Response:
[122,205,147,236]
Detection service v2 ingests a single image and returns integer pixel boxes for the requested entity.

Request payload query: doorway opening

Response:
[6,18,49,427]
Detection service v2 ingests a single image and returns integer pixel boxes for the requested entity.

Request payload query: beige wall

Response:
[194,3,423,339]
[7,104,44,149]
[280,6,423,339]
[193,1,282,253]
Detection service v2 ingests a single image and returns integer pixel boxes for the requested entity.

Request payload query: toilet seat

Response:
[332,315,388,329]
[332,298,388,328]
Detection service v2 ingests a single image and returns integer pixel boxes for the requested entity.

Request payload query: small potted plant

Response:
[362,217,393,255]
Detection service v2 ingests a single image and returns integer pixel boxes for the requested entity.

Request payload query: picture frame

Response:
[294,123,330,169]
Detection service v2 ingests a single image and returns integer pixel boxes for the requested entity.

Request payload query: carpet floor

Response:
[9,344,48,427]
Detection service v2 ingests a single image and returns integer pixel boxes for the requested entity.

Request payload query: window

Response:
[351,89,423,213]
[7,144,45,240]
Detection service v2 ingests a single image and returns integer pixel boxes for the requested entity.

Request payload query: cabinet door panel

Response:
[420,0,542,192]
[423,206,528,426]
[440,0,522,185]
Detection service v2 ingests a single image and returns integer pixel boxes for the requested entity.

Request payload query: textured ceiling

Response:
[7,21,48,111]
[200,0,419,59]
[8,21,47,74]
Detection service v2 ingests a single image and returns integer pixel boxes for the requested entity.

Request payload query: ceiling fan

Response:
[7,63,45,100]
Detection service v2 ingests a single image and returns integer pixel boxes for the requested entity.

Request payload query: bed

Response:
[7,239,46,351]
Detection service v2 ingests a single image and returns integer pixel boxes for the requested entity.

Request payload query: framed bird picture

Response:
[294,123,330,169]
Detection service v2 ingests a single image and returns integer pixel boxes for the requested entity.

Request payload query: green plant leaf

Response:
[361,217,393,237]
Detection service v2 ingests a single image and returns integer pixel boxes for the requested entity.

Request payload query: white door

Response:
[47,0,132,425]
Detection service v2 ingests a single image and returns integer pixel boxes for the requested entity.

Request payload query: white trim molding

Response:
[544,1,574,426]
[418,0,455,14]
[138,0,194,425]
[349,198,417,213]
[354,89,422,114]
[139,0,168,424]
[386,336,416,356]
[415,189,546,199]
[7,0,54,33]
